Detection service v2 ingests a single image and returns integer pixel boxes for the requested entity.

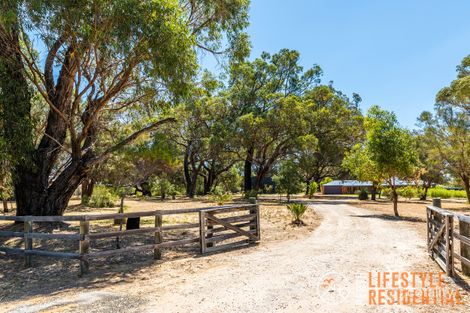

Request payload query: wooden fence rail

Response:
[0,204,260,276]
[427,205,470,278]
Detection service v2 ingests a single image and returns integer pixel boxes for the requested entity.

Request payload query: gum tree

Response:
[342,143,382,201]
[418,106,470,203]
[273,159,303,202]
[0,0,249,215]
[349,106,418,216]
[299,85,364,193]
[238,95,312,192]
[436,55,470,112]
[413,132,445,200]
[229,49,322,193]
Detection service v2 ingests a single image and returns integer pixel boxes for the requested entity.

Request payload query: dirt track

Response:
[4,203,469,313]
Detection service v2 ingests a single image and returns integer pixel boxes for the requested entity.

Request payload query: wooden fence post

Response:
[154,214,162,260]
[449,215,455,277]
[24,220,33,267]
[445,215,454,276]
[79,220,90,276]
[199,210,207,254]
[426,208,432,257]
[460,219,470,276]
[255,204,260,240]
[249,203,260,242]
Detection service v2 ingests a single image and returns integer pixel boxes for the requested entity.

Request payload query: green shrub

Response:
[397,186,417,200]
[210,186,233,205]
[245,189,258,199]
[381,188,392,199]
[308,181,318,199]
[155,179,176,200]
[287,203,308,225]
[428,187,467,199]
[88,185,118,208]
[274,160,303,202]
[358,189,368,200]
[81,195,90,206]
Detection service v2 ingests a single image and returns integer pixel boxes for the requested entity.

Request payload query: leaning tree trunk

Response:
[2,19,84,216]
[243,147,253,194]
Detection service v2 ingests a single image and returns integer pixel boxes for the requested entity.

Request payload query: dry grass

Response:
[0,196,320,302]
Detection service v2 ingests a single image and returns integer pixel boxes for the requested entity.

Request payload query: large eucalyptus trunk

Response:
[183,146,200,198]
[187,173,198,198]
[14,156,92,216]
[1,4,172,216]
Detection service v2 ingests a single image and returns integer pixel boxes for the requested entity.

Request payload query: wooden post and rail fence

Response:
[0,204,260,276]
[427,200,470,278]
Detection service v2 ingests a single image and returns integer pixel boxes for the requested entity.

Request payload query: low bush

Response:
[358,189,368,200]
[428,187,467,199]
[381,188,392,199]
[88,185,118,208]
[287,203,308,225]
[397,186,417,200]
[308,181,318,199]
[210,186,233,205]
[245,189,258,199]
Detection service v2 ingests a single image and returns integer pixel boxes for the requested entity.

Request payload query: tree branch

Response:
[92,118,176,164]
[44,34,66,98]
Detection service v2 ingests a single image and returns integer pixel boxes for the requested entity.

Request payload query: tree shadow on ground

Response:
[0,221,202,303]
[0,216,261,304]
[351,214,426,223]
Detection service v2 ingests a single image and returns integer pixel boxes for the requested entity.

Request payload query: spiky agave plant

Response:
[286,203,308,225]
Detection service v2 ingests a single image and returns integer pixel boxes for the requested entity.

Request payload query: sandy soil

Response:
[348,197,470,244]
[0,197,320,305]
[2,202,469,312]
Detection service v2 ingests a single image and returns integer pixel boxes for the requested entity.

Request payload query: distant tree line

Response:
[1,1,470,218]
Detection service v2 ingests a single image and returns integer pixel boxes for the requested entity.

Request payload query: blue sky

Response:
[203,0,470,129]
